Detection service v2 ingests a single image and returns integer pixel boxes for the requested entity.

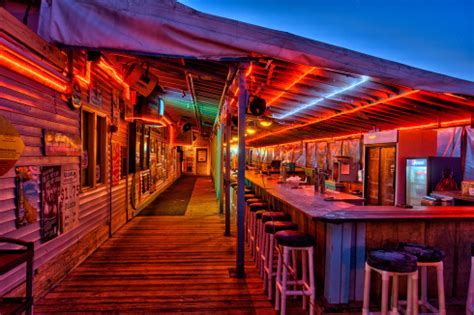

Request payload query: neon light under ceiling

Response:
[274,75,369,120]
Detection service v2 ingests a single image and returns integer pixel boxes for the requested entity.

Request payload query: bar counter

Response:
[245,171,474,306]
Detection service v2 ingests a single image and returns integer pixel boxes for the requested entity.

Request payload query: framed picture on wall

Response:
[197,148,207,163]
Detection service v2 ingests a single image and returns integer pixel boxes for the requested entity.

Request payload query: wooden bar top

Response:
[245,171,474,222]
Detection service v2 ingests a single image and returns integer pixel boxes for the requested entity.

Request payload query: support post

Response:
[235,63,248,277]
[218,122,224,213]
[224,103,231,236]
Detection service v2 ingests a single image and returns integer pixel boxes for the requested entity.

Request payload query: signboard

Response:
[111,141,121,186]
[60,165,80,233]
[15,166,39,228]
[0,115,25,176]
[89,82,103,107]
[41,166,61,243]
[44,130,81,156]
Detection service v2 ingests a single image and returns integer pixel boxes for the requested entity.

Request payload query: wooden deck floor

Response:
[34,177,279,314]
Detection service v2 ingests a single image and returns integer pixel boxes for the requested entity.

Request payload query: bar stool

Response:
[262,221,298,299]
[275,230,315,315]
[245,197,265,244]
[248,202,270,257]
[399,243,446,315]
[362,249,419,315]
[257,211,290,276]
[467,243,474,315]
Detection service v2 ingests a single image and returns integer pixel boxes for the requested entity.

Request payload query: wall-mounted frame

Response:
[197,148,207,163]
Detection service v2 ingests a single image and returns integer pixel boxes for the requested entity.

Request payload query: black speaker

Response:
[248,97,267,116]
[182,122,192,132]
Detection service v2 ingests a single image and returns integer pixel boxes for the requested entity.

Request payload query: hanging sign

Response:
[89,82,103,107]
[68,78,83,109]
[0,115,24,176]
[111,142,121,186]
[40,166,61,243]
[15,166,39,228]
[44,130,81,156]
[60,165,80,233]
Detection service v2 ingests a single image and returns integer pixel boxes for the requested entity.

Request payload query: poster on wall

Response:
[111,142,121,186]
[60,165,80,233]
[40,166,61,243]
[15,166,39,228]
[0,115,25,176]
[44,130,81,156]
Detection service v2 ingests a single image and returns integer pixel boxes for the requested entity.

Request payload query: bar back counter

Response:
[245,171,474,307]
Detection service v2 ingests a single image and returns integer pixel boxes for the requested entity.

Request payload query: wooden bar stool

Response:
[262,221,298,299]
[274,230,315,315]
[248,202,269,257]
[245,198,265,244]
[257,211,291,277]
[467,243,474,315]
[399,243,446,315]
[362,249,419,315]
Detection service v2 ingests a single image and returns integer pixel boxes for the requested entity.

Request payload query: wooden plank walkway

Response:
[34,177,278,314]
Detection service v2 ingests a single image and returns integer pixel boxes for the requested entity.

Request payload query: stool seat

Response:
[262,212,291,223]
[247,198,264,205]
[265,221,298,234]
[399,242,446,263]
[275,230,314,248]
[244,194,257,201]
[249,203,269,212]
[367,249,418,273]
[255,210,268,219]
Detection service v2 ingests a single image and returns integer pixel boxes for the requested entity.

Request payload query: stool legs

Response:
[381,272,389,315]
[275,245,315,315]
[436,262,446,315]
[363,263,371,315]
[392,275,399,315]
[467,256,474,315]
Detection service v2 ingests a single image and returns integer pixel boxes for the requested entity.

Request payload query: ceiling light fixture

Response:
[259,120,273,127]
[274,75,369,120]
[267,67,316,107]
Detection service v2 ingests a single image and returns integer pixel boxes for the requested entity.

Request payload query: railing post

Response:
[224,102,231,236]
[235,63,248,277]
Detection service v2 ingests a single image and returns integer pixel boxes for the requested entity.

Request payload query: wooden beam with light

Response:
[247,89,420,144]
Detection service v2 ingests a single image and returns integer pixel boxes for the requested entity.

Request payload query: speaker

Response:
[248,97,267,116]
[182,122,192,133]
[125,64,157,97]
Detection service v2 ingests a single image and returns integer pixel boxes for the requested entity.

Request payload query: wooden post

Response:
[235,63,248,277]
[224,103,231,236]
[218,122,224,213]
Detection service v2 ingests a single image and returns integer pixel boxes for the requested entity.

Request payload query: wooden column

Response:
[218,123,224,214]
[224,103,231,236]
[235,64,248,277]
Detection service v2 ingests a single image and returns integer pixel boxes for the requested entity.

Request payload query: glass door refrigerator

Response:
[406,157,462,206]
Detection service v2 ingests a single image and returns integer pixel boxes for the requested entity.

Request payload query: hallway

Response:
[34,177,275,314]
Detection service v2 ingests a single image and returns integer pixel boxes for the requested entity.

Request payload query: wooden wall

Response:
[0,25,179,298]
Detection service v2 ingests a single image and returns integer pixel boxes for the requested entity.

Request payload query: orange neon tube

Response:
[248,89,420,143]
[0,52,68,92]
[267,67,316,106]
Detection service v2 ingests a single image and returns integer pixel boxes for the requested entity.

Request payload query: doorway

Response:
[365,145,396,205]
[196,148,208,176]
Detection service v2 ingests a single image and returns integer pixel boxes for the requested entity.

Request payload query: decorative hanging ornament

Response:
[68,78,82,110]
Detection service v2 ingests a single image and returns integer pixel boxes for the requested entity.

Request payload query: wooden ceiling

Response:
[111,53,473,144]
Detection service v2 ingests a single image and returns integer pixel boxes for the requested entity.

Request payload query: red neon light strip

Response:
[248,90,420,143]
[267,67,316,106]
[75,61,91,86]
[0,52,68,92]
[250,119,471,147]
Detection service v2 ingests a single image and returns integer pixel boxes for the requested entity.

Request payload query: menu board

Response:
[15,166,39,228]
[41,166,61,242]
[60,165,80,233]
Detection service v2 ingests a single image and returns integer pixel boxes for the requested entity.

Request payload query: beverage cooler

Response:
[405,157,462,206]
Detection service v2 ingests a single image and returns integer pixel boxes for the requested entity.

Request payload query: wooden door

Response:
[365,145,396,205]
[380,146,396,205]
[366,147,380,205]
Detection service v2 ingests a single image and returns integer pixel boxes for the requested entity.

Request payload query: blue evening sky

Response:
[179,0,474,82]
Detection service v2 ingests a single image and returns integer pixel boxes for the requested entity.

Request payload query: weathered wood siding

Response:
[0,34,179,298]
